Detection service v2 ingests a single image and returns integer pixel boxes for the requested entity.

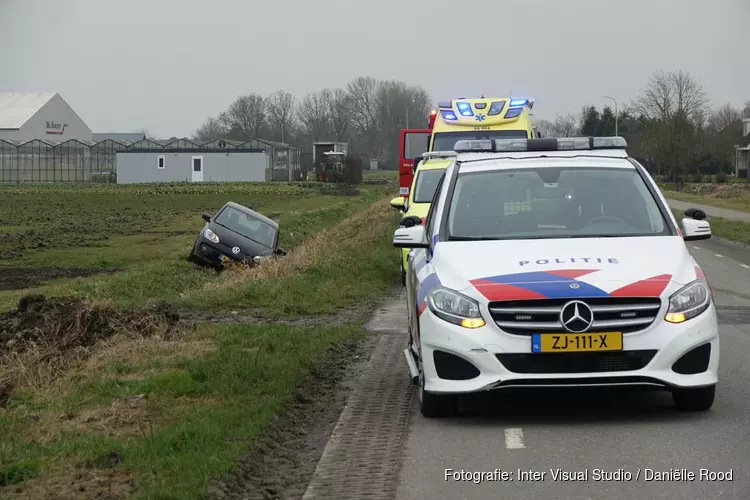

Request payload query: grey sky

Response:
[1,0,747,138]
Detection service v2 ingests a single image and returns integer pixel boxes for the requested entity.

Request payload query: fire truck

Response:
[397,97,539,197]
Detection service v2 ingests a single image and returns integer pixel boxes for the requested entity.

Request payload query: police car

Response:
[393,136,718,418]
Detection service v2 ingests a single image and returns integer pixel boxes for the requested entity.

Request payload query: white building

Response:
[0,92,92,142]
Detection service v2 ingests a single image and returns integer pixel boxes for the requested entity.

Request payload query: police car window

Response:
[432,130,528,151]
[425,174,445,237]
[413,170,444,203]
[446,167,669,240]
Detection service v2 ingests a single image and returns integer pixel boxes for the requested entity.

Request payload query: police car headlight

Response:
[203,228,219,244]
[427,287,485,329]
[665,280,711,324]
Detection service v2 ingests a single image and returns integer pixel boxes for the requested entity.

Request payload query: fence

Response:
[0,137,301,183]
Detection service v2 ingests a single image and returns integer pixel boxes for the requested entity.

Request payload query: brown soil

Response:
[4,466,136,500]
[205,332,381,500]
[0,295,181,403]
[0,267,117,291]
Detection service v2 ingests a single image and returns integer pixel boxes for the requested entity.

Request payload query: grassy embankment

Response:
[0,173,402,499]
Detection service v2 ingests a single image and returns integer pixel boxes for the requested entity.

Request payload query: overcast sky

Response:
[1,0,747,138]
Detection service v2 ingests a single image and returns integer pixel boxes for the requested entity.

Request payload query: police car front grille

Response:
[487,297,662,336]
[496,350,658,374]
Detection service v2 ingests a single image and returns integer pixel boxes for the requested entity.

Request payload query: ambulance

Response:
[398,97,539,198]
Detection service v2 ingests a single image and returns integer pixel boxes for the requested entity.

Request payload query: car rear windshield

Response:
[446,166,671,241]
[413,169,444,203]
[214,207,277,248]
[432,130,528,151]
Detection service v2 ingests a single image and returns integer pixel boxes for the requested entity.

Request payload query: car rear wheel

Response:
[672,385,715,411]
[418,364,457,418]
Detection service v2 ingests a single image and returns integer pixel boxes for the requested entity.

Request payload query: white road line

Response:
[692,246,702,250]
[504,428,525,449]
[741,264,750,269]
[714,254,724,258]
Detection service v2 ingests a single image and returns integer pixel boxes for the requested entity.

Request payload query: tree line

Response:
[537,71,750,185]
[192,76,432,168]
[192,71,749,179]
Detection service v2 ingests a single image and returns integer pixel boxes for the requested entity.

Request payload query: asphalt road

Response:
[394,235,750,500]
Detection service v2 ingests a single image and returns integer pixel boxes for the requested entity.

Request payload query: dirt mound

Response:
[0,295,181,402]
[684,183,750,199]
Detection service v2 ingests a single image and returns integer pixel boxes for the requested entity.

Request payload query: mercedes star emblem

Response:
[231,246,240,255]
[559,300,594,333]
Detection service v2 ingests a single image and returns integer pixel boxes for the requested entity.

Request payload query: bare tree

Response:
[706,103,741,133]
[552,113,579,137]
[297,90,332,141]
[192,117,227,141]
[321,88,351,141]
[266,89,296,143]
[536,119,554,138]
[743,100,750,119]
[634,70,709,189]
[346,76,380,152]
[220,94,267,141]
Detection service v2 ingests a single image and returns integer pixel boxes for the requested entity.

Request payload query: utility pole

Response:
[602,95,618,136]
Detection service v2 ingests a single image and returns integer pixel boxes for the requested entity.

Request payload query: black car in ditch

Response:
[188,201,281,269]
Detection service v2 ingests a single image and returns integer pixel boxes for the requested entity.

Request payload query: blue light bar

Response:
[441,110,457,121]
[488,101,505,116]
[456,101,473,117]
[437,100,452,108]
[504,107,523,119]
[509,98,528,107]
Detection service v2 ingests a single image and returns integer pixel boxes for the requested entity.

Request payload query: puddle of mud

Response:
[0,267,118,291]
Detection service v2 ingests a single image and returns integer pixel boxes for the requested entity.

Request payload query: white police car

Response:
[394,136,718,418]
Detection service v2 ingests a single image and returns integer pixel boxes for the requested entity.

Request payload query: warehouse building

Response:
[0,92,92,142]
[115,138,300,184]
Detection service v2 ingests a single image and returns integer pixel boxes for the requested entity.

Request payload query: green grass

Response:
[0,179,404,499]
[1,323,367,499]
[0,182,391,312]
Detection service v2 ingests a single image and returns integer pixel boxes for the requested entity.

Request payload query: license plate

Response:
[531,332,622,353]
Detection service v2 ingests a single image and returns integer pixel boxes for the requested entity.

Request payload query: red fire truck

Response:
[397,110,436,198]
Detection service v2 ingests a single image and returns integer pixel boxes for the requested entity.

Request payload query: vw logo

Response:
[231,246,240,255]
[559,300,594,333]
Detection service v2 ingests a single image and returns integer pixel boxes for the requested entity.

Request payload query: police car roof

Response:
[455,151,634,174]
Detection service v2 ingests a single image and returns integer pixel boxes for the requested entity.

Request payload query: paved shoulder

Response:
[666,198,750,223]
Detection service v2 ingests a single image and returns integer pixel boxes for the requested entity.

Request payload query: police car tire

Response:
[672,385,715,411]
[418,367,457,418]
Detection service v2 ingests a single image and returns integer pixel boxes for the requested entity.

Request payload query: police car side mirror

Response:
[201,212,212,222]
[393,225,429,249]
[684,208,707,220]
[682,217,711,241]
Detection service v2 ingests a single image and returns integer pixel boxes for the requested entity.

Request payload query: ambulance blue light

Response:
[456,102,473,117]
[510,98,529,107]
[441,110,457,121]
[488,101,505,116]
[504,107,523,119]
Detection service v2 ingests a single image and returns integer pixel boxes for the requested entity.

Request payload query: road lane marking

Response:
[714,254,724,258]
[692,246,702,250]
[504,428,525,449]
[741,264,750,269]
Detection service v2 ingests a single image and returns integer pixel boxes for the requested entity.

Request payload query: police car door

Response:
[408,172,446,348]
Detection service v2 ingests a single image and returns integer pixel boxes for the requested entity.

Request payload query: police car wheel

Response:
[672,385,715,411]
[418,360,457,418]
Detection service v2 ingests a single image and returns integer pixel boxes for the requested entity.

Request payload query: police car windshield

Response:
[413,170,444,203]
[446,167,671,241]
[433,130,528,151]
[214,207,277,248]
